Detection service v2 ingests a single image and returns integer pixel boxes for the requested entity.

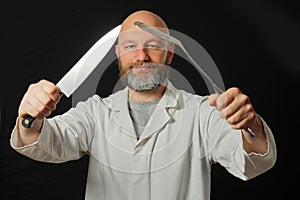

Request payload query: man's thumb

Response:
[208,93,218,106]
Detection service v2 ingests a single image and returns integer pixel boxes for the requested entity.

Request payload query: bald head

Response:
[120,10,169,33]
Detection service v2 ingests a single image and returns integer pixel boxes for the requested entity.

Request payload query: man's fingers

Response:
[220,97,244,119]
[226,104,255,129]
[40,80,61,103]
[19,101,46,119]
[209,87,258,131]
[213,92,234,111]
[18,79,60,119]
[209,93,228,110]
[208,93,218,106]
[35,90,57,112]
[230,112,256,130]
[226,107,248,126]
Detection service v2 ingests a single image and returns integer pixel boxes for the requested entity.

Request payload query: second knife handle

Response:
[21,115,36,128]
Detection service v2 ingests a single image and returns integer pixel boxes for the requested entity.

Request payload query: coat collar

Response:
[106,80,180,140]
[108,80,179,111]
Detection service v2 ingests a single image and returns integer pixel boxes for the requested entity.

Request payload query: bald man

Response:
[10,10,276,200]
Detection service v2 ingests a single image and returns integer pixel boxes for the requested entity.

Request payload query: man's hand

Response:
[17,79,62,146]
[18,79,62,120]
[208,87,267,153]
[208,87,258,130]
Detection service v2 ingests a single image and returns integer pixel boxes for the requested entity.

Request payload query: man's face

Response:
[116,29,173,91]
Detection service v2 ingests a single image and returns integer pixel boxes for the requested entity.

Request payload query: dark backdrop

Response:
[1,0,296,199]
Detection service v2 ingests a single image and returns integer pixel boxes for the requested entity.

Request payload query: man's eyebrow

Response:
[120,39,136,45]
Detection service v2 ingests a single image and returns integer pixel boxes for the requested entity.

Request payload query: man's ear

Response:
[167,43,175,65]
[115,45,119,58]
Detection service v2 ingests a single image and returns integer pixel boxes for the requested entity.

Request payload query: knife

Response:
[134,21,255,137]
[22,24,121,128]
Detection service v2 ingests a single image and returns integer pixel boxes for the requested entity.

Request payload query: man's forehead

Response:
[118,29,166,43]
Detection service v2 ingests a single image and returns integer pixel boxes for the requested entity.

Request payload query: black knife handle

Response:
[21,115,36,128]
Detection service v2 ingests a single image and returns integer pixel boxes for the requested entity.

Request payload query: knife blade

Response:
[22,24,121,128]
[134,21,255,137]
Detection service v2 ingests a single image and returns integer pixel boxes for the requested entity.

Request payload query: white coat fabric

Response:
[10,81,277,200]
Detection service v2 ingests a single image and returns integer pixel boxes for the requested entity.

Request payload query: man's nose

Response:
[134,48,149,62]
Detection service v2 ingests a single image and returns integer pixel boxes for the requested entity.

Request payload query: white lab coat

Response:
[10,81,277,200]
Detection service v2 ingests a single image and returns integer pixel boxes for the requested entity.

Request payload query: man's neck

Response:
[128,83,167,102]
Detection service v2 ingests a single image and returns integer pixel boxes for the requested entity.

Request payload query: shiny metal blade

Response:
[134,21,181,45]
[21,24,121,128]
[56,24,121,97]
[134,21,255,137]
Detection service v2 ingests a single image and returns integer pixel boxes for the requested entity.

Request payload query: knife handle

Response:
[21,115,36,128]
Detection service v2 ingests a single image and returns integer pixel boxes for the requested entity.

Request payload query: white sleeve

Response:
[241,116,277,180]
[10,115,87,163]
[202,100,277,180]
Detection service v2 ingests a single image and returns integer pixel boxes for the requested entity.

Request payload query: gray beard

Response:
[121,64,169,91]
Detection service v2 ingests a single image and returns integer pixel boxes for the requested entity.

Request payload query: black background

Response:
[0,0,296,199]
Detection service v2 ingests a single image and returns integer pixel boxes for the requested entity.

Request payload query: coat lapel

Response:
[140,81,179,139]
[109,88,137,138]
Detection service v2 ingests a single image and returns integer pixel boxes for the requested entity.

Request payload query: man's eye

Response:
[124,45,136,49]
[146,44,160,49]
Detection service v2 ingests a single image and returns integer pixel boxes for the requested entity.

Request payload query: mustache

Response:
[128,62,157,70]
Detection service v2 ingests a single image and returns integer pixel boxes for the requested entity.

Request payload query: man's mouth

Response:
[131,64,155,75]
[134,65,151,70]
